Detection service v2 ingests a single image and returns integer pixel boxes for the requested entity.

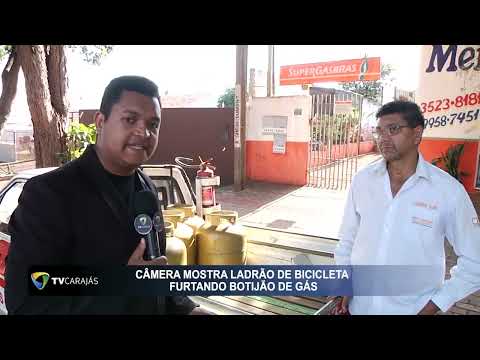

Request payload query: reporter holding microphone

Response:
[5,76,212,315]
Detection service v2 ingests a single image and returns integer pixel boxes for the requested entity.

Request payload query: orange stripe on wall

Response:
[419,139,479,193]
[310,141,376,167]
[246,141,308,185]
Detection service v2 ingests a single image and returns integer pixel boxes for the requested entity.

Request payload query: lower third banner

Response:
[28,265,442,298]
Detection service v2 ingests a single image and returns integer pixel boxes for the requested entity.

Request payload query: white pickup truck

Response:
[0,164,337,315]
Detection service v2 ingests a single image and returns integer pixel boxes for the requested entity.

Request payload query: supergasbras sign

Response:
[416,45,480,140]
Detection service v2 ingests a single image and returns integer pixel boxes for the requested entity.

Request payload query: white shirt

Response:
[334,153,480,315]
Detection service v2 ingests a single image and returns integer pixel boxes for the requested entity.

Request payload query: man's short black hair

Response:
[100,75,161,119]
[376,100,425,128]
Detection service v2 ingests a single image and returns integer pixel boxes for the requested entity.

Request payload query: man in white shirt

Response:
[334,100,480,315]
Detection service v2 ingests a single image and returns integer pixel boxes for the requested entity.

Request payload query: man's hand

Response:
[417,300,440,315]
[127,238,168,266]
[328,296,350,315]
[189,307,215,315]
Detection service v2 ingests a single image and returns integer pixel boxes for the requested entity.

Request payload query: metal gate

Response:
[307,87,363,190]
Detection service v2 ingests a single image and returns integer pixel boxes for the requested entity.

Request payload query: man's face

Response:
[375,113,422,162]
[95,90,161,172]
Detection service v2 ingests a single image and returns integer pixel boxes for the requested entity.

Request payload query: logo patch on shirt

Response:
[414,201,437,210]
[412,216,433,228]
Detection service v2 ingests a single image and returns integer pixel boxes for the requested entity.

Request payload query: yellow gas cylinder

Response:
[164,221,187,265]
[197,220,247,265]
[184,215,205,235]
[167,203,205,233]
[167,203,196,217]
[206,210,238,226]
[174,222,196,265]
[162,209,185,229]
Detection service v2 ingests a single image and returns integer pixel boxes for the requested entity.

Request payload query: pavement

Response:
[217,153,381,239]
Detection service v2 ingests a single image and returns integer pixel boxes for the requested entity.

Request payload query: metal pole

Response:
[272,45,275,96]
[249,68,256,98]
[267,45,273,97]
[234,45,248,192]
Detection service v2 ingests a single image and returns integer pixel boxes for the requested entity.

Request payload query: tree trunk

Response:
[46,45,69,117]
[17,45,68,168]
[0,47,21,131]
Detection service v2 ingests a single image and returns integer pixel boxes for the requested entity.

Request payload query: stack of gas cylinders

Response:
[163,205,247,266]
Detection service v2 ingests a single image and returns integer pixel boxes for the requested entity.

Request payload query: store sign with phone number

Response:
[416,45,480,140]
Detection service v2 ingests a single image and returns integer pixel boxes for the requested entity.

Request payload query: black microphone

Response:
[133,190,165,260]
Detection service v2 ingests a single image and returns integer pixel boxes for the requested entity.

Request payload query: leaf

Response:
[61,122,97,162]
[0,45,13,61]
[68,45,114,65]
[431,143,468,182]
[341,63,394,103]
[217,88,235,108]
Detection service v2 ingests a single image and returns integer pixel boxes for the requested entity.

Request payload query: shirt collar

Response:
[371,152,431,182]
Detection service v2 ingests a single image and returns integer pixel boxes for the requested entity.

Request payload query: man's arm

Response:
[334,176,360,266]
[5,178,72,314]
[429,185,480,313]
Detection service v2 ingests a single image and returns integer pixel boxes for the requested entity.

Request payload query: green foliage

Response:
[312,109,361,147]
[217,88,235,108]
[0,45,13,61]
[431,144,469,183]
[67,45,114,65]
[59,123,96,164]
[341,64,395,104]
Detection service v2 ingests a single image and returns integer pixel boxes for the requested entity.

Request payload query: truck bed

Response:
[195,225,337,315]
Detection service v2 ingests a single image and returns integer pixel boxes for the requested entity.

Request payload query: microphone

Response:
[133,190,165,260]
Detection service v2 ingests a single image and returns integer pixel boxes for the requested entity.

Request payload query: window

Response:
[0,181,25,235]
[149,176,185,209]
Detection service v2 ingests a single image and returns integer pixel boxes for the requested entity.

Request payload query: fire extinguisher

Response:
[175,156,219,217]
[197,157,216,208]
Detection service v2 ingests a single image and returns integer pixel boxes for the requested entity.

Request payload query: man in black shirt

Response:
[5,76,210,315]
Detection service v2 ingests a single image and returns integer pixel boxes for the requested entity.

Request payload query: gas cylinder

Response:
[165,221,187,265]
[206,210,238,226]
[174,222,196,265]
[167,203,196,217]
[167,203,205,235]
[184,215,205,235]
[167,204,205,265]
[162,209,185,228]
[196,220,247,265]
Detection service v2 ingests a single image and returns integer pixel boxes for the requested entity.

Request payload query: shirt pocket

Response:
[409,206,436,232]
[408,206,443,263]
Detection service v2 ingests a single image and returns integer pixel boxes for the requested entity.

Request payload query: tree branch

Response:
[0,46,21,130]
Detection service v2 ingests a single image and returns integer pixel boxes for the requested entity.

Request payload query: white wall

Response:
[246,96,311,142]
[0,143,16,162]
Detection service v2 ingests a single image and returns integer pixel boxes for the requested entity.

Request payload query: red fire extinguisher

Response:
[197,157,216,208]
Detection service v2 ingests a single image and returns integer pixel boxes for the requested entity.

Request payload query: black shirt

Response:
[105,171,138,210]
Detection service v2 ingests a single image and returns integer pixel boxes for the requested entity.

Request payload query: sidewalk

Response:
[217,153,381,239]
